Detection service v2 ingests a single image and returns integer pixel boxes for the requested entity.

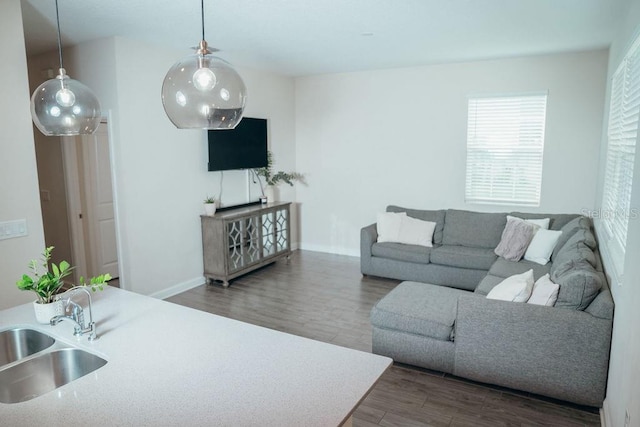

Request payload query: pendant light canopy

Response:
[162,0,247,130]
[30,0,101,136]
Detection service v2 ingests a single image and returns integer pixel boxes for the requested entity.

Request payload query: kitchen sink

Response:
[0,328,55,367]
[0,348,108,404]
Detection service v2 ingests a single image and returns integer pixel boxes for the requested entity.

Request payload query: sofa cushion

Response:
[430,245,497,270]
[551,216,592,260]
[488,258,551,280]
[550,259,603,310]
[494,216,537,261]
[552,229,598,269]
[509,212,578,231]
[443,209,506,248]
[474,274,504,296]
[387,206,446,245]
[371,281,471,341]
[371,242,431,264]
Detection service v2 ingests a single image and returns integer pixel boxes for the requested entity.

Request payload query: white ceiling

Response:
[21,0,628,77]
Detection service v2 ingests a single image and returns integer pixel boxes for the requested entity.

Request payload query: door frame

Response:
[61,113,124,287]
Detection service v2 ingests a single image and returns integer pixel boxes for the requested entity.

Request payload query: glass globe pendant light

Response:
[162,0,247,129]
[30,0,101,136]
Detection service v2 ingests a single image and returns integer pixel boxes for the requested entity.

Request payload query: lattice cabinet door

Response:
[274,207,290,254]
[227,216,261,273]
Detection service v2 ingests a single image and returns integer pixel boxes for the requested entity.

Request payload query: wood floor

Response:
[167,250,601,427]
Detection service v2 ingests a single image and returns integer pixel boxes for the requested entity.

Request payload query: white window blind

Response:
[465,93,548,206]
[601,35,640,274]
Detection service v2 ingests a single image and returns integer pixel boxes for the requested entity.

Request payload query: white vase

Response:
[264,186,278,203]
[33,299,64,324]
[204,203,217,216]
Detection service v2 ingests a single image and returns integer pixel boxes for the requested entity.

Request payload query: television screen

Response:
[208,117,268,171]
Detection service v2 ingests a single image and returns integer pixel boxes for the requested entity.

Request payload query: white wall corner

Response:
[149,277,206,300]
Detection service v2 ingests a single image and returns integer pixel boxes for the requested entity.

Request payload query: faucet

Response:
[50,286,97,341]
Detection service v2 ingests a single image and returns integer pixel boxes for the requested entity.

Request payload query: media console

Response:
[201,202,291,287]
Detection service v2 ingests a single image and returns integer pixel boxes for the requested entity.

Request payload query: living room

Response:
[1,0,639,426]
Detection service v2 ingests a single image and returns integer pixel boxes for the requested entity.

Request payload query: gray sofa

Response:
[362,206,613,407]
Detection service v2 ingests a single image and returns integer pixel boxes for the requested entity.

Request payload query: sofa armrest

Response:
[454,294,612,406]
[360,223,377,274]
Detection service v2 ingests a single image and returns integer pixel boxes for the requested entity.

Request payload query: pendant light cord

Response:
[55,0,64,69]
[201,0,205,41]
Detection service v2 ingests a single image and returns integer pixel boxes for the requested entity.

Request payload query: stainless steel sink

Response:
[0,348,108,403]
[0,328,55,367]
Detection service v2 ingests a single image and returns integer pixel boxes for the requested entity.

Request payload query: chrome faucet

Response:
[50,287,97,341]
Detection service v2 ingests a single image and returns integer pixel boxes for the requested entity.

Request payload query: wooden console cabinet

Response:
[201,202,291,287]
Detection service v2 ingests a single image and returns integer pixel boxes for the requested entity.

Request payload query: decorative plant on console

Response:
[254,151,304,202]
[16,246,111,323]
[203,195,217,216]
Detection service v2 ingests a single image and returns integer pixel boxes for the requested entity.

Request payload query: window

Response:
[600,35,640,275]
[465,93,548,207]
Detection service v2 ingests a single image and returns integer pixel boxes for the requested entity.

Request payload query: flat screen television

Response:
[207,117,268,171]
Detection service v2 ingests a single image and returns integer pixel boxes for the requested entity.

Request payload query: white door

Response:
[81,122,119,279]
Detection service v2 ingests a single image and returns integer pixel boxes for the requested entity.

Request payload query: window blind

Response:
[465,93,548,206]
[601,35,640,274]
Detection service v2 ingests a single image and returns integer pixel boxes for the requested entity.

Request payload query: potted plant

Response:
[204,196,217,216]
[16,246,111,324]
[254,151,303,202]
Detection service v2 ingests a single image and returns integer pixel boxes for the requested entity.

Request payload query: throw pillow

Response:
[486,269,534,302]
[494,217,538,261]
[527,274,560,306]
[508,215,550,230]
[396,216,436,247]
[377,212,406,243]
[523,229,563,265]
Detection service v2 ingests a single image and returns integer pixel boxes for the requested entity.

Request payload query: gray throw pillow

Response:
[494,217,537,262]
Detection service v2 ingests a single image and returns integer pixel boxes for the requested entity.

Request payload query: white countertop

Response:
[0,286,391,426]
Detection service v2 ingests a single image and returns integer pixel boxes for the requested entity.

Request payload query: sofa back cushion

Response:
[443,209,506,248]
[509,212,579,230]
[550,259,603,310]
[551,216,592,261]
[552,228,598,268]
[387,206,446,245]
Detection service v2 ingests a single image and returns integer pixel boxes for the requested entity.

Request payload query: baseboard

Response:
[299,242,360,257]
[600,398,612,427]
[150,276,205,300]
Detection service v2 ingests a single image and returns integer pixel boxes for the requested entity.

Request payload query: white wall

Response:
[596,0,640,425]
[0,0,46,310]
[295,51,608,255]
[63,36,296,298]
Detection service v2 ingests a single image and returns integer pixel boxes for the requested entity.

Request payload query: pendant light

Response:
[162,0,247,129]
[30,0,101,136]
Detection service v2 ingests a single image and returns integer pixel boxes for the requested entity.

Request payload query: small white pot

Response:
[264,186,278,203]
[33,299,64,324]
[204,203,217,216]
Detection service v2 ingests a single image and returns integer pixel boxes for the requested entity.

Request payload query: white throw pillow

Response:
[486,269,534,303]
[507,215,550,230]
[377,212,406,243]
[527,274,560,306]
[524,229,563,265]
[396,216,436,247]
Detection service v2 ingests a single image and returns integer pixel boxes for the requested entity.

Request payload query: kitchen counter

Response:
[0,286,391,426]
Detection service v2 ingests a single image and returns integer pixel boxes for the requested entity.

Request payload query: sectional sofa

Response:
[361,206,614,407]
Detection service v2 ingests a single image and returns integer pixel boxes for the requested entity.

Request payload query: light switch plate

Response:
[0,219,28,240]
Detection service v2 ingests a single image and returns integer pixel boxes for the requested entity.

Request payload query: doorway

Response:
[35,120,120,287]
[61,121,119,284]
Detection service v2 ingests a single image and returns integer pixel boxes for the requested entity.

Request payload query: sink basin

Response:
[0,348,107,403]
[0,328,55,367]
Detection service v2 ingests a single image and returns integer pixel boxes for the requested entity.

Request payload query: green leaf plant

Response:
[16,246,111,304]
[253,151,304,194]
